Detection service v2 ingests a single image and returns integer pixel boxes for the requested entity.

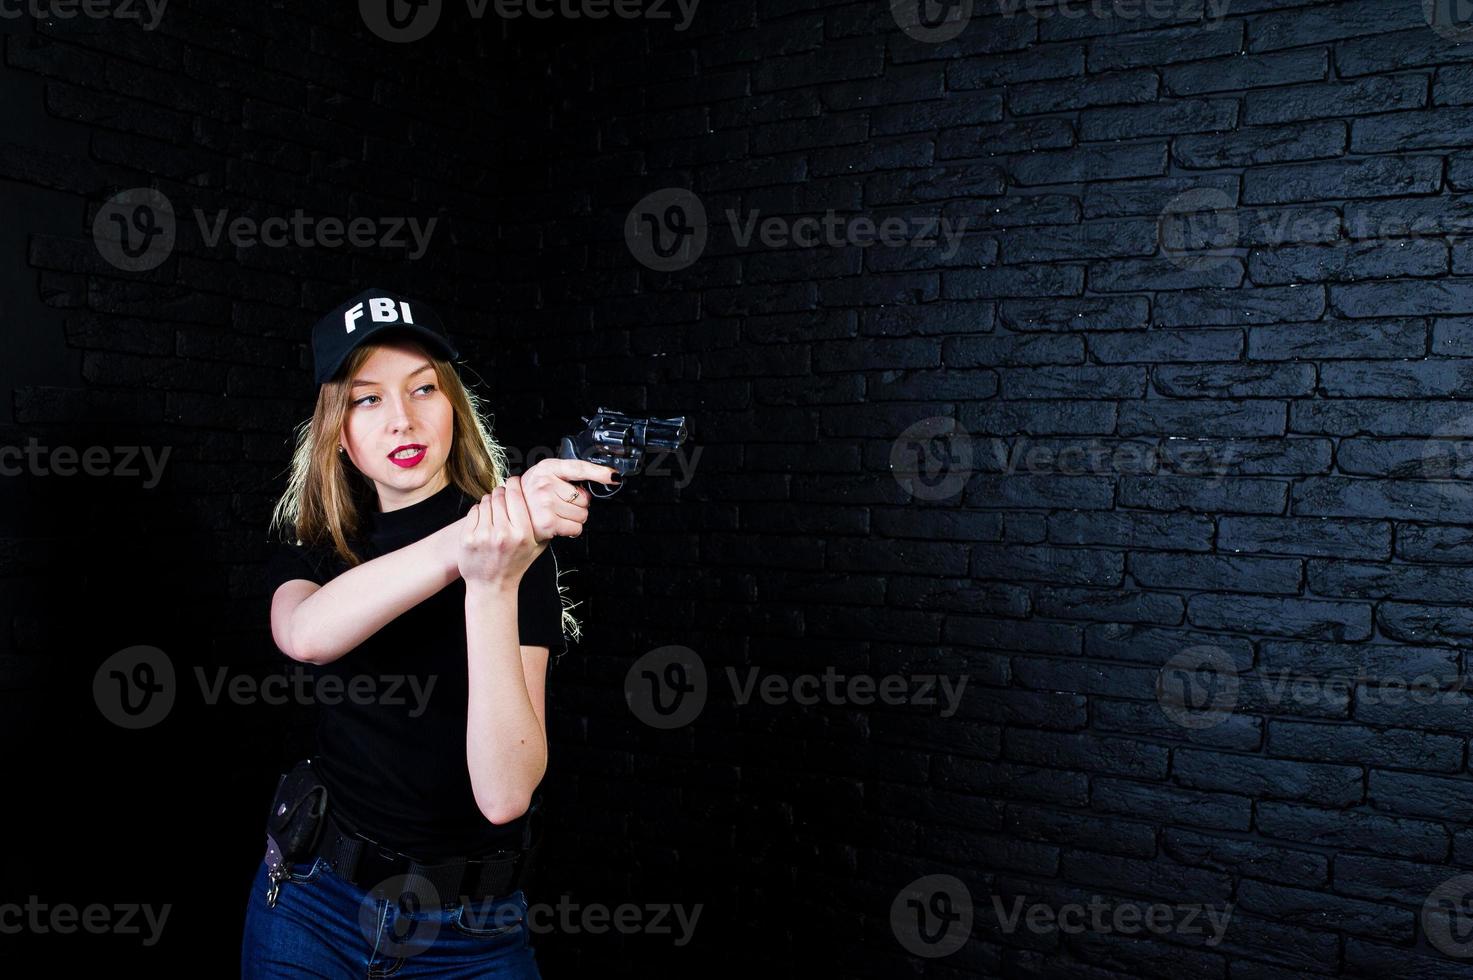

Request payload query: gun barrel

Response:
[642,418,686,451]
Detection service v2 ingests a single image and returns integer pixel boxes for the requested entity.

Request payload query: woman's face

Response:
[338,338,454,511]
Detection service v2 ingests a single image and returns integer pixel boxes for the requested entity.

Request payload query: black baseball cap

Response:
[311,287,460,385]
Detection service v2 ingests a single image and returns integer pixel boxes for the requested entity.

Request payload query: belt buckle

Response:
[471,849,524,902]
[358,842,407,891]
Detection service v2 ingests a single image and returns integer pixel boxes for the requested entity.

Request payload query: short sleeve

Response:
[518,542,569,658]
[264,540,333,599]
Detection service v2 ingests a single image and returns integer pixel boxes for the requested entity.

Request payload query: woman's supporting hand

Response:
[457,476,545,589]
[520,459,620,542]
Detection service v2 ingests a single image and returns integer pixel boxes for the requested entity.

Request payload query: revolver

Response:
[558,407,689,499]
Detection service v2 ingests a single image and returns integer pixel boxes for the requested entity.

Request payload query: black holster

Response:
[266,757,328,864]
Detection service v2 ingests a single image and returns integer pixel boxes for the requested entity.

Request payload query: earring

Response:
[337,446,345,454]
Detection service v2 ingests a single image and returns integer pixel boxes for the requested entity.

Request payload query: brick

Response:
[1267,719,1464,773]
[1007,730,1169,781]
[1175,120,1346,169]
[1242,156,1443,205]
[1187,595,1372,640]
[1174,748,1364,805]
[1260,800,1450,862]
[1235,879,1413,941]
[1245,75,1430,125]
[1130,552,1302,595]
[1219,516,1391,559]
[1092,777,1252,831]
[1162,827,1327,886]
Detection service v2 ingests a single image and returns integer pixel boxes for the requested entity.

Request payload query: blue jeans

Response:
[241,853,542,978]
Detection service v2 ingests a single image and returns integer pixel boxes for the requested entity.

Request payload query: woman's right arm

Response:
[270,515,467,666]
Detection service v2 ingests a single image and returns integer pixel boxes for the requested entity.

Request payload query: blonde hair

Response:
[269,337,581,650]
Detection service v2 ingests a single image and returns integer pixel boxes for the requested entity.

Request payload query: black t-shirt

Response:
[262,479,568,859]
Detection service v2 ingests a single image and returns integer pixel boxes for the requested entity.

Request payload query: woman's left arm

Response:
[461,461,613,825]
[464,580,549,825]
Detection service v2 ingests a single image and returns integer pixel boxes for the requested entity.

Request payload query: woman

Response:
[240,288,617,978]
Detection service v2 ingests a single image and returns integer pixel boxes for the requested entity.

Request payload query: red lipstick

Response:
[388,443,427,468]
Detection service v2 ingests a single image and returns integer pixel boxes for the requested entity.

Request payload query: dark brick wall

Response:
[497,1,1473,976]
[7,0,1473,976]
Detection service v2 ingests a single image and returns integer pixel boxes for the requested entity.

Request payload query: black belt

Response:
[313,810,540,909]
